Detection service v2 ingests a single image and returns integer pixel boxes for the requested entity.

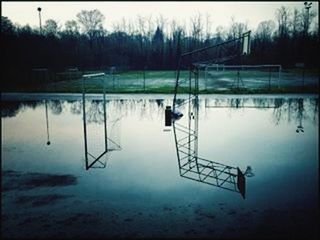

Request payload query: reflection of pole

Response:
[188,67,192,169]
[194,68,199,176]
[82,77,89,169]
[102,78,108,151]
[45,100,50,145]
[296,98,304,133]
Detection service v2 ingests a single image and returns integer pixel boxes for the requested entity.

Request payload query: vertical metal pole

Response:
[278,65,281,89]
[205,66,207,91]
[112,73,115,90]
[188,67,192,170]
[37,7,42,34]
[173,123,182,176]
[103,77,108,152]
[143,68,146,92]
[302,67,305,87]
[194,68,200,178]
[82,77,89,169]
[269,67,271,90]
[237,70,240,90]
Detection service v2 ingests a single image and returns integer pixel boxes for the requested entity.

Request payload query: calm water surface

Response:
[1,94,319,239]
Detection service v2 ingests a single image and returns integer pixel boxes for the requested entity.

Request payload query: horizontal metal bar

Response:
[205,105,278,109]
[197,157,237,169]
[180,33,248,58]
[182,169,237,186]
[83,73,105,78]
[180,174,239,193]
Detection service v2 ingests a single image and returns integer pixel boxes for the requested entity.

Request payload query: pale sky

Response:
[1,1,319,34]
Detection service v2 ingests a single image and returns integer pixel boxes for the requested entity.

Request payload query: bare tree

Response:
[65,20,79,34]
[236,22,248,37]
[256,20,276,40]
[204,13,212,42]
[301,6,317,36]
[146,15,154,41]
[44,19,59,36]
[275,6,291,37]
[228,16,237,39]
[190,12,203,42]
[215,25,225,43]
[291,8,302,37]
[136,15,146,37]
[76,9,105,39]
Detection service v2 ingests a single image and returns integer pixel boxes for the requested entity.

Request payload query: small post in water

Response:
[165,106,172,127]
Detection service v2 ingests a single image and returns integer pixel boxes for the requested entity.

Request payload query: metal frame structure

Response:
[82,73,121,170]
[204,64,282,90]
[171,32,252,198]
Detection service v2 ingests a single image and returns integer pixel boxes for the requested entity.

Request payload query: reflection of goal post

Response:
[82,73,121,170]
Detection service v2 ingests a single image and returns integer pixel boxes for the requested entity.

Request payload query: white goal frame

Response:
[204,64,282,89]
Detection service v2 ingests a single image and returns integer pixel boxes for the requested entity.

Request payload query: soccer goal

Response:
[203,64,282,90]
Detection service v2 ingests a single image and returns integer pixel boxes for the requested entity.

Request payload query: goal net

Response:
[202,64,282,90]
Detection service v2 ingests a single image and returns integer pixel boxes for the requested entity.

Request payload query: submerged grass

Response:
[2,69,318,94]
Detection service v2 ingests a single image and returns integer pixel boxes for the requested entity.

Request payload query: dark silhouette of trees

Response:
[1,4,318,89]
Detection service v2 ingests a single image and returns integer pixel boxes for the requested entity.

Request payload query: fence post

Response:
[277,65,281,89]
[143,66,146,92]
[268,67,271,91]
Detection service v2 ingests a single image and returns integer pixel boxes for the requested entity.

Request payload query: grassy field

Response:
[2,69,318,94]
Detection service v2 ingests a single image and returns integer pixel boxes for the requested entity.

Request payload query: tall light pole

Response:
[37,7,42,34]
[302,2,312,87]
[304,2,312,36]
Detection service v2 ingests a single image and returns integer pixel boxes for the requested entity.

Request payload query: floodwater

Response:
[1,93,319,239]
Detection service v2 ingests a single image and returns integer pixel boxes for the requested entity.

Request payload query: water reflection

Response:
[296,99,304,133]
[82,93,122,170]
[45,100,50,145]
[171,95,317,198]
[172,96,247,198]
[204,97,318,132]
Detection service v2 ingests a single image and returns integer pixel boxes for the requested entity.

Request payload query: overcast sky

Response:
[1,1,319,33]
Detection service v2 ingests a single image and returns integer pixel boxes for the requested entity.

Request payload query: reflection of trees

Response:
[1,101,41,118]
[85,100,105,124]
[204,98,318,127]
[69,101,82,115]
[156,99,164,108]
[296,99,304,132]
[312,98,319,124]
[252,98,275,108]
[48,100,63,115]
[1,102,21,117]
[272,99,285,125]
[2,98,318,130]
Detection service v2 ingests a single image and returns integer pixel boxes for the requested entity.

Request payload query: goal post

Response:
[203,64,282,90]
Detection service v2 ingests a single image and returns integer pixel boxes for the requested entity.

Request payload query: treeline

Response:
[1,5,319,85]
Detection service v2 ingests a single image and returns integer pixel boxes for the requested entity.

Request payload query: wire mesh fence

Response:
[35,67,319,93]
